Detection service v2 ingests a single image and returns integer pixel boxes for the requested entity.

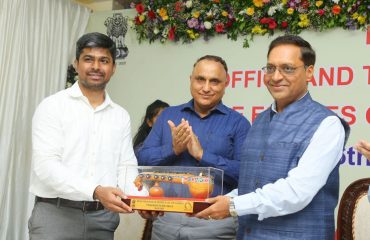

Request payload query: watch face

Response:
[229,198,237,217]
[230,209,238,217]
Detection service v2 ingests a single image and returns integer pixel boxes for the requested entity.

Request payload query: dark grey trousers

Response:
[151,212,237,240]
[28,201,120,240]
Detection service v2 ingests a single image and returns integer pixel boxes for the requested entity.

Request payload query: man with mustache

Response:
[29,32,136,239]
[137,55,251,239]
[195,35,350,240]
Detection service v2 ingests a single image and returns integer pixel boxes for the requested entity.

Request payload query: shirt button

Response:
[245,228,251,234]
[255,180,259,188]
[260,154,264,161]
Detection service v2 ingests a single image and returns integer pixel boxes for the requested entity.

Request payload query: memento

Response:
[121,166,223,213]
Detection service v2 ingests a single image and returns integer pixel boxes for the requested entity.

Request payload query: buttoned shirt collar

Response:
[271,91,309,113]
[181,99,227,116]
[67,81,113,110]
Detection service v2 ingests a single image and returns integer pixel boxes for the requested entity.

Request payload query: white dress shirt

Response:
[228,103,345,221]
[30,82,138,201]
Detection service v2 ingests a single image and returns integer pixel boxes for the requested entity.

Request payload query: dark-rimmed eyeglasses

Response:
[262,65,306,75]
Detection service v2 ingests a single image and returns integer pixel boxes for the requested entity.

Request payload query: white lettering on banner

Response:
[227,66,370,89]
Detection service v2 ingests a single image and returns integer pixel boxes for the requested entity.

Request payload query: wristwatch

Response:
[229,197,238,217]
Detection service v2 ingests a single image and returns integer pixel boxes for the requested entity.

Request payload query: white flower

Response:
[268,6,278,16]
[185,0,192,8]
[277,3,284,11]
[153,28,159,34]
[331,0,340,3]
[204,21,212,29]
[206,10,213,17]
[161,27,169,37]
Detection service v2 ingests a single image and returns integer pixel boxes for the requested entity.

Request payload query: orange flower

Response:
[253,0,264,8]
[332,5,341,15]
[159,7,169,21]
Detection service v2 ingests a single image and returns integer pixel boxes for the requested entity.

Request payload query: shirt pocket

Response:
[204,132,233,157]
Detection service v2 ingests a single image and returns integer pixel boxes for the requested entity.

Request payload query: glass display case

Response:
[121,166,223,213]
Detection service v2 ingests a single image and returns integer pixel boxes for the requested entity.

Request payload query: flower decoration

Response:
[131,0,370,47]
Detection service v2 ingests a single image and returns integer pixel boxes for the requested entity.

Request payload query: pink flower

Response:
[148,10,156,19]
[268,19,277,29]
[259,17,270,24]
[301,0,310,9]
[175,1,183,12]
[135,3,145,14]
[281,21,288,28]
[168,27,176,40]
[259,17,277,29]
[226,19,234,28]
[215,23,225,33]
[317,9,325,16]
[134,16,143,25]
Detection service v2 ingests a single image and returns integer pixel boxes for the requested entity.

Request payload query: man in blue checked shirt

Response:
[137,55,251,240]
[195,35,350,240]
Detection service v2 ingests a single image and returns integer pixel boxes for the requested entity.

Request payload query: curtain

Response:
[0,0,90,238]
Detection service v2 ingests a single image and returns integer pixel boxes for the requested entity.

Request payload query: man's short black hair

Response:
[268,35,316,66]
[76,32,116,64]
[194,55,228,73]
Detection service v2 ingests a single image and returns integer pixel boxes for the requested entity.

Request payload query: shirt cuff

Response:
[233,193,260,217]
[226,189,238,197]
[198,151,213,167]
[161,144,176,159]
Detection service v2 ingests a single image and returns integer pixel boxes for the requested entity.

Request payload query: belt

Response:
[35,196,104,212]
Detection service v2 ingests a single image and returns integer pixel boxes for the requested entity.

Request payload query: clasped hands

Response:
[168,118,203,160]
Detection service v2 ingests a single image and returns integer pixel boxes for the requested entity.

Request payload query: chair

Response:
[337,178,370,240]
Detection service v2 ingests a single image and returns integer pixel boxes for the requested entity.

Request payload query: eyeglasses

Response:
[262,65,306,75]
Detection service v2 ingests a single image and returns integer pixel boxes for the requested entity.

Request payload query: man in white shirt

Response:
[194,35,350,239]
[28,32,136,239]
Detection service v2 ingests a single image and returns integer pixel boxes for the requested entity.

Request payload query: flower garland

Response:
[131,0,370,47]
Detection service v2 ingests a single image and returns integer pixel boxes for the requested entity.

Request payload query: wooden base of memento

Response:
[122,197,211,213]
